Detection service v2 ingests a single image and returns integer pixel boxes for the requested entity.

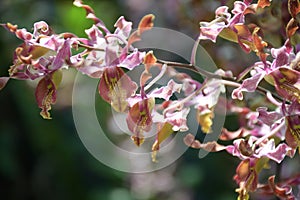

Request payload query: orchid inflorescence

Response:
[1,0,300,199]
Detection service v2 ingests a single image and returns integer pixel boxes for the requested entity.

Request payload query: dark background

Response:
[1,0,294,200]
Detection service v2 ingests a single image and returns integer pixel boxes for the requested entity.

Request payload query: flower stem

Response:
[76,43,285,104]
[266,91,282,106]
[253,121,285,148]
[190,37,200,66]
[156,59,285,103]
[77,43,105,51]
[163,80,207,114]
[144,64,167,91]
[156,59,224,79]
[220,79,241,88]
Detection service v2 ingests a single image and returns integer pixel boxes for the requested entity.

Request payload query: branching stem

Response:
[77,43,285,103]
[253,121,285,148]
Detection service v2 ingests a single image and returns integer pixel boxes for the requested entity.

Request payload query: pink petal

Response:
[165,107,190,132]
[98,66,137,112]
[149,79,182,100]
[232,71,265,100]
[119,49,145,70]
[199,22,227,42]
[33,21,51,37]
[35,76,57,119]
[257,107,283,126]
[0,77,9,90]
[114,16,132,38]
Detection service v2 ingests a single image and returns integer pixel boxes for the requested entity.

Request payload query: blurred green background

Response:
[0,0,253,199]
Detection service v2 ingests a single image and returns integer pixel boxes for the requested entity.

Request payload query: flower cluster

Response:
[1,0,300,199]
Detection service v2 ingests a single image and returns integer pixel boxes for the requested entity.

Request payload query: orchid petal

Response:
[98,66,137,112]
[232,71,265,100]
[138,14,155,35]
[257,107,283,126]
[119,49,145,70]
[164,107,190,132]
[73,0,109,33]
[114,16,132,39]
[184,133,227,151]
[126,97,155,146]
[52,39,72,70]
[0,77,10,90]
[257,0,272,8]
[199,21,228,42]
[33,21,51,37]
[271,68,300,102]
[149,80,182,100]
[35,74,58,119]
